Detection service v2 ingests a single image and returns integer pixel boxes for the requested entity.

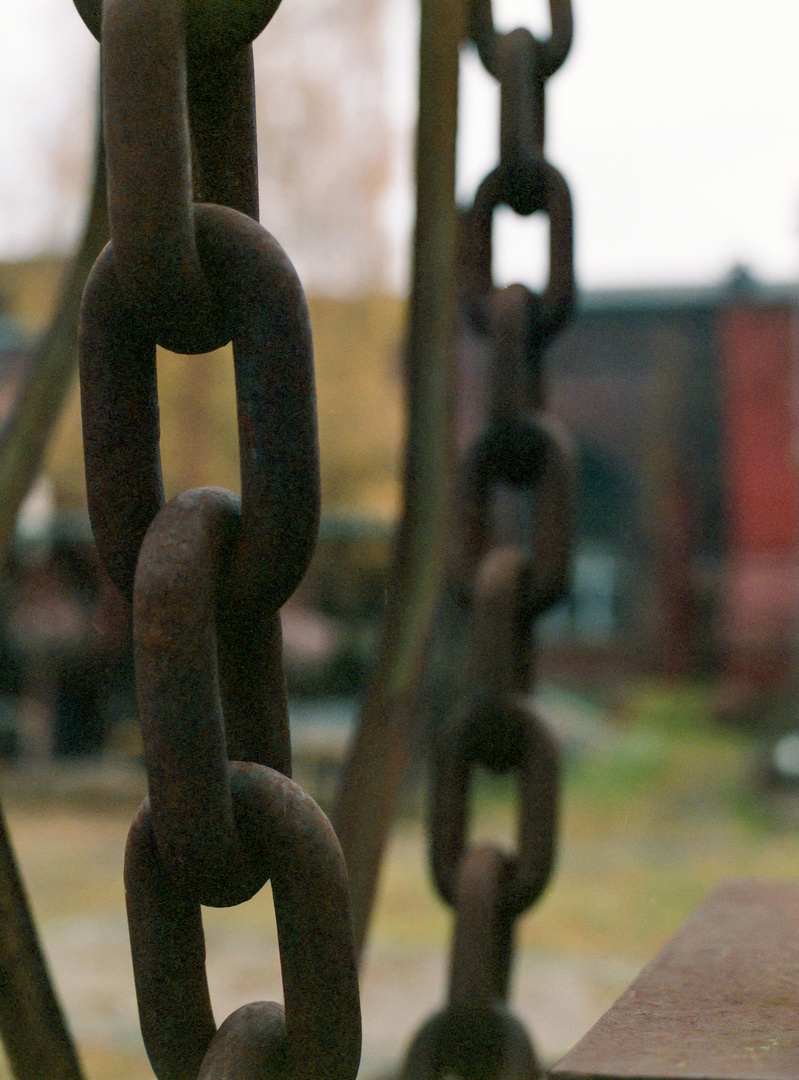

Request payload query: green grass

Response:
[385,682,798,964]
[2,682,798,1078]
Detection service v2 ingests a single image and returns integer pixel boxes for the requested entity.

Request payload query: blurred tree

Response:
[4,0,412,516]
[42,298,406,517]
[1,0,408,294]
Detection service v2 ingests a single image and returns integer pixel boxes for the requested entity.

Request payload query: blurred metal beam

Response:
[0,805,84,1080]
[0,102,107,555]
[0,94,106,1080]
[332,0,463,960]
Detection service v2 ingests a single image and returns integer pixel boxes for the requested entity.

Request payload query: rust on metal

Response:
[74,0,360,1075]
[431,705,559,916]
[402,0,574,1073]
[401,1005,539,1080]
[73,0,283,55]
[126,763,360,1080]
[133,488,287,906]
[551,880,799,1080]
[449,845,515,1007]
[468,0,573,81]
[447,419,575,619]
[101,0,227,353]
[79,205,319,609]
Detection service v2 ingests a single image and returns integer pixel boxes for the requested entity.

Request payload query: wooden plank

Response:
[550,880,799,1080]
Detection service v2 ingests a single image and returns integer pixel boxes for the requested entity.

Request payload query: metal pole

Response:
[0,806,84,1080]
[333,0,463,960]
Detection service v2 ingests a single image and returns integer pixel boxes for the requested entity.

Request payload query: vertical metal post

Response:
[333,0,464,960]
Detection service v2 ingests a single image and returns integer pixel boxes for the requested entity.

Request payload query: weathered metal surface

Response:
[469,0,573,81]
[79,206,318,609]
[73,0,282,54]
[449,845,515,1007]
[126,763,361,1080]
[402,0,574,1073]
[133,489,287,905]
[402,1005,539,1080]
[447,418,575,622]
[431,701,559,917]
[0,807,84,1080]
[550,880,799,1080]
[101,0,230,353]
[73,0,360,1076]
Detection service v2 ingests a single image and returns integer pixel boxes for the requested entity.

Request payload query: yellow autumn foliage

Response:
[10,279,408,521]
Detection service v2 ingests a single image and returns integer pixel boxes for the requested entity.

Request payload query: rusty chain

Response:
[402,1,574,1075]
[73,0,361,1076]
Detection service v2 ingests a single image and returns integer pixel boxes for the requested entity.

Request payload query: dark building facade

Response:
[543,269,799,690]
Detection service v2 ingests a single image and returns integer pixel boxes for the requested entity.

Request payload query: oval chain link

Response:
[79,203,319,610]
[125,763,361,1080]
[73,0,282,55]
[74,0,360,1076]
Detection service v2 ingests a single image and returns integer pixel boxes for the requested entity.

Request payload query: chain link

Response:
[71,0,575,1072]
[126,763,361,1080]
[75,0,360,1075]
[404,0,574,1074]
[73,0,282,55]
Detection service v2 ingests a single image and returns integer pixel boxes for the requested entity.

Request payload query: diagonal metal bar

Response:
[0,804,84,1080]
[0,92,107,1080]
[0,99,107,556]
[332,0,463,961]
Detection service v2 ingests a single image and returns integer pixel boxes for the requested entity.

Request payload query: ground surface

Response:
[1,684,797,1080]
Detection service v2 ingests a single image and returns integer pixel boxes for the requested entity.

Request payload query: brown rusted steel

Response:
[448,419,575,620]
[332,0,462,962]
[404,0,574,1072]
[100,0,227,352]
[73,0,282,55]
[401,1006,539,1080]
[79,204,318,607]
[0,808,85,1080]
[134,488,287,906]
[125,763,361,1080]
[196,1003,288,1080]
[463,166,573,345]
[75,0,262,225]
[468,0,572,81]
[403,840,542,1079]
[187,46,260,221]
[449,845,515,1007]
[75,0,361,1076]
[550,880,799,1080]
[431,702,558,917]
[95,0,269,353]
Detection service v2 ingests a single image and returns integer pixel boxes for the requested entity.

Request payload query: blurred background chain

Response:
[401,0,575,1074]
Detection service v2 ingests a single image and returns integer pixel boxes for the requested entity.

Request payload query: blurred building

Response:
[1,264,799,730]
[544,267,799,693]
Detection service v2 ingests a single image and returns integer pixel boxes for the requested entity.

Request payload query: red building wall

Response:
[719,304,799,686]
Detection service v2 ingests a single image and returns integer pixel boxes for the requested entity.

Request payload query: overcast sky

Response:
[455,0,799,293]
[1,0,798,295]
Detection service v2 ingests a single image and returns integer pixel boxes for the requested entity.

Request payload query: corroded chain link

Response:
[403,1,574,1075]
[74,1,361,1076]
